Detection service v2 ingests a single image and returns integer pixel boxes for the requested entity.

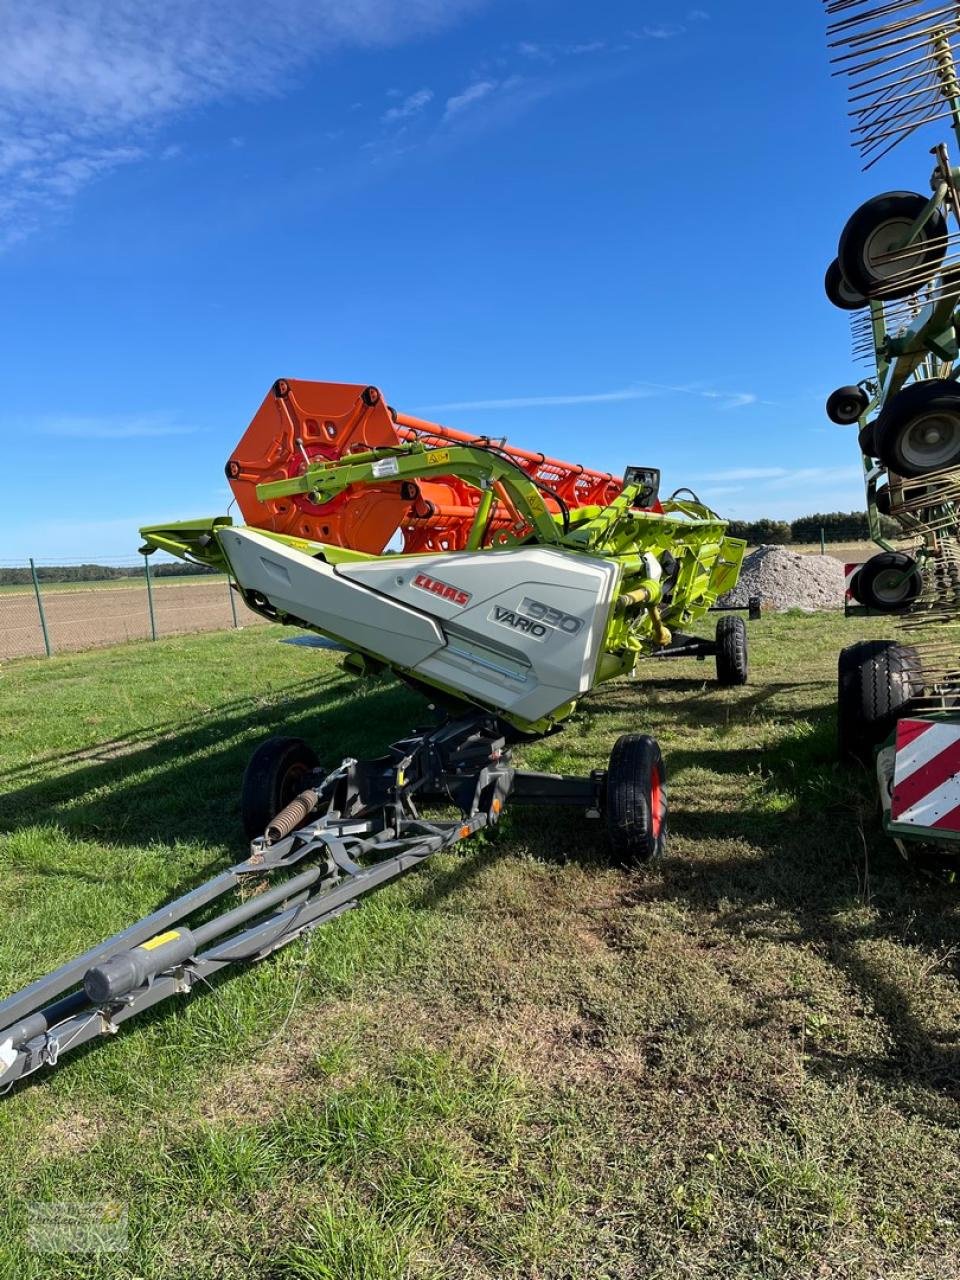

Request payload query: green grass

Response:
[2,616,960,1278]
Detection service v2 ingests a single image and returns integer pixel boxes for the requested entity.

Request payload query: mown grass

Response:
[1,615,960,1278]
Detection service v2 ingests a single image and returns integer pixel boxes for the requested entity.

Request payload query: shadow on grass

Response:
[0,676,427,855]
[5,655,960,1113]
[655,711,960,1110]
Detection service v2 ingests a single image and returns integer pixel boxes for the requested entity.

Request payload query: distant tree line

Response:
[0,561,217,586]
[1,509,896,586]
[725,510,899,545]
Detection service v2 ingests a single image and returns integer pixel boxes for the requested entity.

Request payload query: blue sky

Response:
[0,0,898,561]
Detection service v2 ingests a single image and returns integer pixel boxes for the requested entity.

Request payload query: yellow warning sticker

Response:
[140,930,180,951]
[429,450,451,467]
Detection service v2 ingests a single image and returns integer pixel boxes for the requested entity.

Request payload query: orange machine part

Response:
[226,379,630,555]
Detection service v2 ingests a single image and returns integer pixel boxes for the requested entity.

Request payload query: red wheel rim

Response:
[650,765,664,839]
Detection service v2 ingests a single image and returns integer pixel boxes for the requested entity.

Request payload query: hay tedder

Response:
[822,0,960,863]
[0,380,747,1090]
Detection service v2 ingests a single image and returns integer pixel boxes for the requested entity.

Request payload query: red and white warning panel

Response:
[890,718,960,834]
[844,564,859,610]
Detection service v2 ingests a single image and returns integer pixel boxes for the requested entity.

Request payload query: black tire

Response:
[715,615,749,686]
[605,734,667,867]
[875,483,892,516]
[240,736,320,839]
[826,385,869,426]
[858,421,877,457]
[838,641,923,764]
[851,552,924,613]
[873,379,960,477]
[838,191,947,301]
[825,258,867,311]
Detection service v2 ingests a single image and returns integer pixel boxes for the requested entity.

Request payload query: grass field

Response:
[2,616,959,1279]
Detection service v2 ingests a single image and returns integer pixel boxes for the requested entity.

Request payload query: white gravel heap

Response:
[718,544,847,613]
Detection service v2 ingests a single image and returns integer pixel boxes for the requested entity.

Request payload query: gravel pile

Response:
[718,544,847,613]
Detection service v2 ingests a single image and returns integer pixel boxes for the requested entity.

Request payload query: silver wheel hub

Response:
[901,411,960,469]
[864,217,928,283]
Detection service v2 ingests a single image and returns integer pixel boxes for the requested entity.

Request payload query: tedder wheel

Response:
[838,640,922,765]
[838,191,947,301]
[851,552,924,613]
[858,421,877,457]
[715,615,749,686]
[826,385,869,426]
[873,379,960,477]
[875,483,892,516]
[605,734,667,867]
[825,258,867,311]
[240,736,321,839]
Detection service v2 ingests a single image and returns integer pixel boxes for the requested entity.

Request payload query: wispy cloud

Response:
[420,381,763,414]
[382,88,434,124]
[420,387,660,411]
[36,414,200,440]
[699,467,792,483]
[0,0,489,246]
[443,80,499,120]
[697,465,862,490]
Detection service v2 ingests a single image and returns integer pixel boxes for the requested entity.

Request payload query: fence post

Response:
[820,526,826,556]
[143,554,157,641]
[29,558,53,657]
[227,575,240,628]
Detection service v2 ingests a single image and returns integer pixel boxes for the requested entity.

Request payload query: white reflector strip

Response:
[892,721,959,786]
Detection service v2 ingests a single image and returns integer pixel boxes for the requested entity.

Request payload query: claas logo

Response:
[412,572,471,607]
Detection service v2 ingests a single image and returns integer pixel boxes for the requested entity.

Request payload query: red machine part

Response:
[226,379,635,555]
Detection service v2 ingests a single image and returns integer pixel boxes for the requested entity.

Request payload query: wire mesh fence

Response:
[0,556,268,661]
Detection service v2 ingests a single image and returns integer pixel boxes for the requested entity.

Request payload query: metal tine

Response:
[847,44,955,90]
[832,23,960,74]
[825,0,950,23]
[827,2,959,40]
[834,30,960,81]
[859,103,959,150]
[850,73,943,116]
[863,230,960,263]
[831,10,958,52]
[829,6,957,49]
[852,62,943,102]
[829,5,958,46]
[848,62,940,100]
[827,0,936,29]
[857,97,945,137]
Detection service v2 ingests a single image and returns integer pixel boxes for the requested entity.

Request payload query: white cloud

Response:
[700,467,791,482]
[36,414,199,440]
[421,381,762,413]
[0,0,488,246]
[382,87,434,123]
[420,387,660,411]
[444,80,498,119]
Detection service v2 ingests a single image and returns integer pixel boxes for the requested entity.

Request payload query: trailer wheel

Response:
[838,191,947,300]
[851,552,923,612]
[605,734,667,867]
[825,258,867,311]
[826,385,869,425]
[716,615,749,686]
[838,640,923,764]
[241,736,320,839]
[858,421,877,457]
[874,379,960,477]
